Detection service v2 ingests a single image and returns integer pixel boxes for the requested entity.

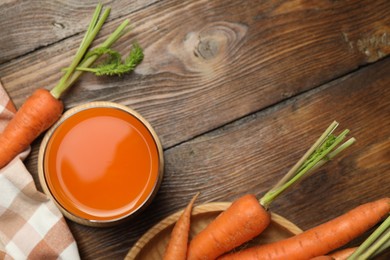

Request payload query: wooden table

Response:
[1,0,389,259]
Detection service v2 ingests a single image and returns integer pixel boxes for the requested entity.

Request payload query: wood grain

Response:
[0,0,389,259]
[0,0,159,64]
[1,0,390,150]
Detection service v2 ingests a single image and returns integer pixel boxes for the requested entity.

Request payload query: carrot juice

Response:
[40,103,163,225]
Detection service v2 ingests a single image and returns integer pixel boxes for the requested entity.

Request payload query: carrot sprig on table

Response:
[187,121,356,260]
[0,4,143,169]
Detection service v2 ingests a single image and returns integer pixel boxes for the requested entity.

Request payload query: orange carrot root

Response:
[220,198,390,260]
[0,88,63,168]
[329,247,358,260]
[311,256,335,260]
[187,194,270,260]
[310,247,357,260]
[163,192,199,260]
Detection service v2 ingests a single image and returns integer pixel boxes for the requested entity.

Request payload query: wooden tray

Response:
[126,202,302,259]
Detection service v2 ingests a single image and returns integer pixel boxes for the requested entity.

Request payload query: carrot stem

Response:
[374,238,390,258]
[260,121,355,209]
[308,137,356,173]
[57,19,130,93]
[348,215,390,259]
[77,4,103,57]
[50,1,143,99]
[270,121,338,192]
[51,4,109,99]
[50,4,133,99]
[364,230,390,258]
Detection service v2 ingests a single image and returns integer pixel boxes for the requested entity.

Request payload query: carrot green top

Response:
[260,121,356,209]
[51,3,143,99]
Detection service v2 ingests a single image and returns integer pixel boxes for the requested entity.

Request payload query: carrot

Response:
[0,89,63,168]
[163,192,199,260]
[311,248,357,260]
[329,247,357,260]
[348,214,390,259]
[0,4,143,169]
[188,194,270,260]
[219,197,390,260]
[318,214,390,259]
[311,256,335,260]
[187,122,355,260]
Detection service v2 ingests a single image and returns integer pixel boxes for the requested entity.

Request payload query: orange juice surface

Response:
[44,107,160,221]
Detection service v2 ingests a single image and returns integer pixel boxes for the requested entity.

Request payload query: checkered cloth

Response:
[0,81,80,260]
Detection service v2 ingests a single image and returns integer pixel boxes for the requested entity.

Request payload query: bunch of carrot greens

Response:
[0,3,143,169]
[162,121,389,259]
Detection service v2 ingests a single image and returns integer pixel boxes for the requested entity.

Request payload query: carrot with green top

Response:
[0,3,143,169]
[219,198,390,260]
[163,193,199,260]
[187,121,356,260]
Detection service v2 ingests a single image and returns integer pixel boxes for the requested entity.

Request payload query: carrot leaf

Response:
[260,121,355,209]
[73,43,144,76]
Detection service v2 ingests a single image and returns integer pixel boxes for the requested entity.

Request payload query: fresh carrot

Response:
[187,121,355,260]
[219,197,390,260]
[0,4,143,169]
[347,214,390,259]
[187,194,270,260]
[0,89,63,168]
[316,214,390,259]
[310,248,357,260]
[163,193,199,260]
[329,248,357,260]
[311,256,335,260]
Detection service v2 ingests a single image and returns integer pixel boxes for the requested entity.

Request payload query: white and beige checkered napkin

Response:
[0,82,80,260]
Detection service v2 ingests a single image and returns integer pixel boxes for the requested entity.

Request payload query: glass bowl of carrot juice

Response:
[38,101,164,227]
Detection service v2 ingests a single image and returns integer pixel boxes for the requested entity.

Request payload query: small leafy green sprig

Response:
[75,43,144,76]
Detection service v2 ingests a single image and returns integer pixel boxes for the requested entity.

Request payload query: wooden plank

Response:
[0,0,161,64]
[1,2,390,257]
[68,55,390,259]
[0,0,159,63]
[162,57,390,223]
[1,0,390,152]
